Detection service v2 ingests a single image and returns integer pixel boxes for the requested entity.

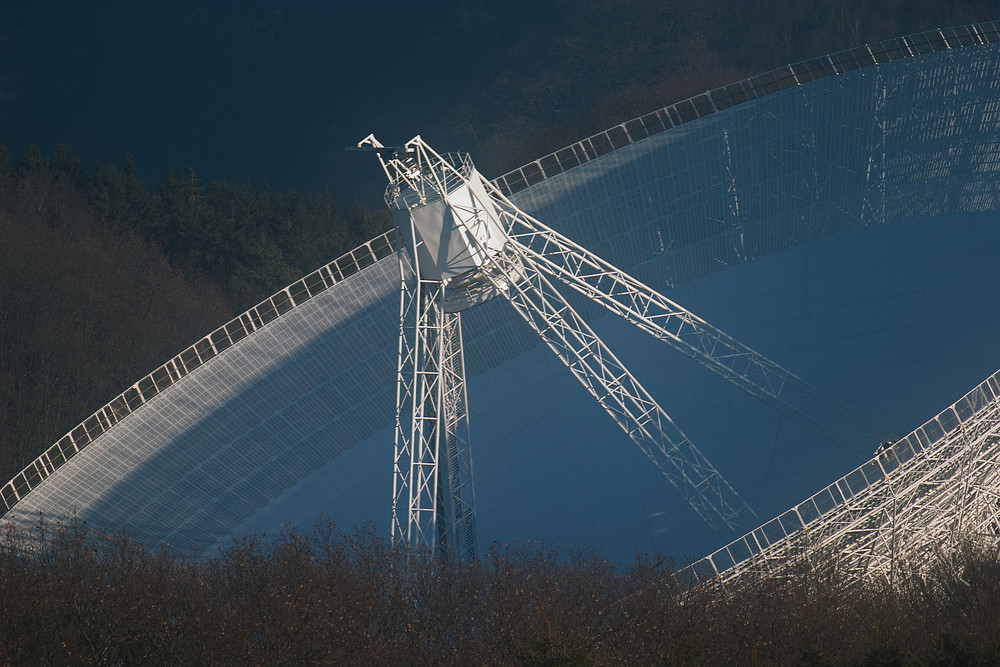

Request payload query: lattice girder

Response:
[475,245,754,533]
[479,187,882,460]
[392,260,476,560]
[682,373,1000,586]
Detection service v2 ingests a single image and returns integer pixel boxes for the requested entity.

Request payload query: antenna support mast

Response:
[361,134,878,558]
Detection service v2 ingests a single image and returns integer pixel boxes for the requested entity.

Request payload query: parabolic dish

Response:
[6,23,1000,563]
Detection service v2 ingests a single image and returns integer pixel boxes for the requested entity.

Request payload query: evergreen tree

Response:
[0,142,11,176]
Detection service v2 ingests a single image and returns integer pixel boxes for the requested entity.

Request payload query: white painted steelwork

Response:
[375,135,759,552]
[374,135,481,560]
[681,367,1000,585]
[368,135,897,552]
[488,188,883,460]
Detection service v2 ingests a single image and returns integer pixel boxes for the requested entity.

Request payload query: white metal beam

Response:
[479,188,883,460]
[477,245,754,533]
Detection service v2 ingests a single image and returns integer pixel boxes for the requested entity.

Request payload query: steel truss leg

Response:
[485,245,754,534]
[484,190,884,460]
[393,272,476,559]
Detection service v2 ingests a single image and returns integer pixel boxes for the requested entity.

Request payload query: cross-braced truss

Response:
[680,369,1000,587]
[392,226,476,561]
[365,134,886,561]
[487,198,885,460]
[484,242,753,533]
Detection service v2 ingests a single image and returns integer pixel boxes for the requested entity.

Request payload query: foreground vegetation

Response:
[0,519,997,664]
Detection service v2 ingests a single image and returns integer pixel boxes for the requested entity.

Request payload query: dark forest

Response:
[0,519,999,664]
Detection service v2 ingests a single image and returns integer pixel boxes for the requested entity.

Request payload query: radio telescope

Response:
[4,23,1000,577]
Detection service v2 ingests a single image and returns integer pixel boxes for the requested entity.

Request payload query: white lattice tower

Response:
[381,134,482,560]
[363,134,891,558]
[392,271,476,559]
